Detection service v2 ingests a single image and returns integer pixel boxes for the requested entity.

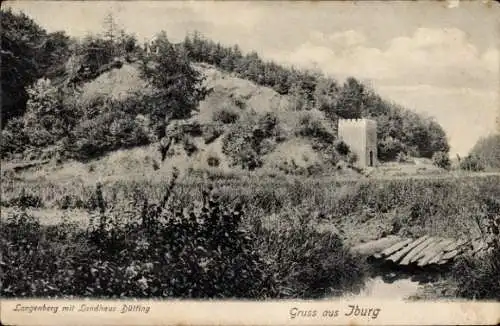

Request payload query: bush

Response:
[207,155,220,167]
[1,177,276,299]
[432,151,451,170]
[182,136,198,156]
[470,134,500,170]
[334,140,350,156]
[460,155,485,172]
[254,210,366,298]
[0,117,29,159]
[212,107,240,124]
[295,111,335,144]
[451,246,500,300]
[378,136,406,162]
[202,123,225,144]
[396,152,410,163]
[257,112,280,138]
[7,188,43,208]
[347,151,358,165]
[222,112,281,170]
[71,110,150,160]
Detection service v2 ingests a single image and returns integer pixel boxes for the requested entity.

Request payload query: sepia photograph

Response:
[1,0,499,325]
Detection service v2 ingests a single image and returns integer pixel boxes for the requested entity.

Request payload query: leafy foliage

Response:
[459,154,485,172]
[139,32,209,138]
[222,112,283,170]
[451,190,500,300]
[1,173,273,298]
[71,109,150,160]
[1,8,71,124]
[469,134,500,170]
[180,32,450,161]
[432,151,451,170]
[1,9,449,164]
[1,171,374,299]
[257,221,366,298]
[212,105,240,124]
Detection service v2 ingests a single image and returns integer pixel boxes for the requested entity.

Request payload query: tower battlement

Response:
[338,118,376,125]
[338,118,378,167]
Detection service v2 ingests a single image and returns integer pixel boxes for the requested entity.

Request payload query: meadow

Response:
[1,167,499,300]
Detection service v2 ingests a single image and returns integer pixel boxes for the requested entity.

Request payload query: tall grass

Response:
[1,175,367,299]
[3,173,499,240]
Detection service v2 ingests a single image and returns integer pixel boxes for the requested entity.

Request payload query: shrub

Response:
[182,136,198,156]
[295,111,335,144]
[378,137,406,162]
[0,177,276,299]
[0,210,85,298]
[334,140,350,156]
[254,210,367,298]
[222,113,274,170]
[257,112,280,138]
[432,151,451,170]
[207,155,221,167]
[470,134,500,170]
[202,123,225,144]
[7,188,43,208]
[347,151,358,165]
[451,248,500,300]
[396,152,410,163]
[23,79,80,148]
[71,110,150,160]
[460,154,485,172]
[0,117,29,159]
[212,107,240,124]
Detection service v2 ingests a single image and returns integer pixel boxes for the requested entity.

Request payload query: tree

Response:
[460,154,485,172]
[378,136,406,162]
[1,8,48,124]
[103,13,118,42]
[432,151,451,170]
[139,31,208,138]
[335,77,365,119]
[23,79,80,147]
[469,134,500,170]
[75,35,114,76]
[313,76,339,117]
[38,31,72,80]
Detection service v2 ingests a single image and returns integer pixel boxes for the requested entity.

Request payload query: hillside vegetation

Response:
[2,9,499,301]
[1,9,450,172]
[469,134,500,171]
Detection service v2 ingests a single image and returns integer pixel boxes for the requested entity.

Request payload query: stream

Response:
[342,258,453,300]
[353,276,421,299]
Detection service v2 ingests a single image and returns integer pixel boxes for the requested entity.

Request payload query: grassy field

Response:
[3,166,499,243]
[1,165,499,299]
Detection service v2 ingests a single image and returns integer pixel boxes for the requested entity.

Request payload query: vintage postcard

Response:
[1,0,499,325]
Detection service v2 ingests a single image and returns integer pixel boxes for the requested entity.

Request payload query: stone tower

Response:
[338,118,378,167]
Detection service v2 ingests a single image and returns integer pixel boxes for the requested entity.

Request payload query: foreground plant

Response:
[1,169,275,299]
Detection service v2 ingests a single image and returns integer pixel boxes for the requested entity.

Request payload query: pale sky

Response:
[5,0,500,156]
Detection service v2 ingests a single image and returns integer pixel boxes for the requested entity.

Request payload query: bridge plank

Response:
[386,236,431,263]
[400,236,434,265]
[417,239,452,266]
[378,239,414,258]
[429,251,446,264]
[443,239,468,252]
[440,248,461,261]
[409,238,452,264]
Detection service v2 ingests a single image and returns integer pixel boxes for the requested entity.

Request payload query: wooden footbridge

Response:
[352,235,489,267]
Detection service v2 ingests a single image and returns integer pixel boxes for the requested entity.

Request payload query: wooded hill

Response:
[1,9,452,171]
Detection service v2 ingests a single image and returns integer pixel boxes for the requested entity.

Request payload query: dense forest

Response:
[1,9,450,164]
